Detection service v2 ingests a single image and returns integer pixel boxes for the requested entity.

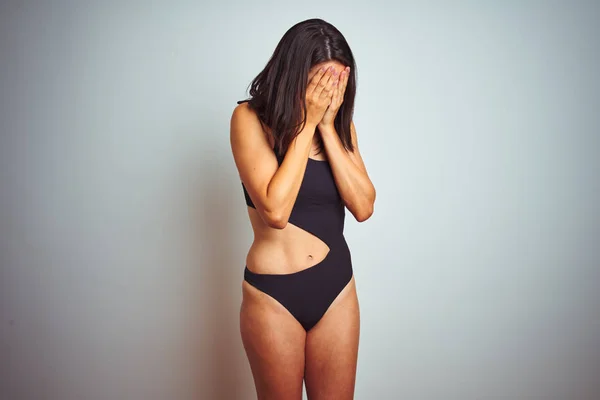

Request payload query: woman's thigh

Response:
[304,276,360,400]
[240,281,307,400]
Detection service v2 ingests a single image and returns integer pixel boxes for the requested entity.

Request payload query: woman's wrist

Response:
[317,123,335,136]
[301,121,318,136]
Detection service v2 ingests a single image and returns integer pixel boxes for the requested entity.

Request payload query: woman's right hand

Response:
[305,66,337,127]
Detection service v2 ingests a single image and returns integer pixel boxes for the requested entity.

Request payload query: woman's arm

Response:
[230,103,317,229]
[319,120,376,222]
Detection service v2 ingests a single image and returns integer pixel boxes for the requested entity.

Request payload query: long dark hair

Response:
[237,18,357,157]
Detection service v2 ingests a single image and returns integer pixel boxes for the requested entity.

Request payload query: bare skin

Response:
[230,60,373,399]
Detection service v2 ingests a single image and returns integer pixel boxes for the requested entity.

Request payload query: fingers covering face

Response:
[307,65,350,102]
[307,67,327,95]
[312,66,335,98]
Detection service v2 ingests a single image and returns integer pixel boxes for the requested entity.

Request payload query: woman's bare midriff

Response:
[245,206,330,275]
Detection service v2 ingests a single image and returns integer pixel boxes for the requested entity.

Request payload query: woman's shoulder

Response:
[231,101,260,131]
[231,101,275,149]
[232,99,252,116]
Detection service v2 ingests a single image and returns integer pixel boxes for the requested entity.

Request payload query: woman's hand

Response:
[305,66,337,127]
[318,66,350,129]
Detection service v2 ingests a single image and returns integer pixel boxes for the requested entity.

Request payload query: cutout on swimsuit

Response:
[246,213,330,274]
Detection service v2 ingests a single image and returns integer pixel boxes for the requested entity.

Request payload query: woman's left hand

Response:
[318,66,350,129]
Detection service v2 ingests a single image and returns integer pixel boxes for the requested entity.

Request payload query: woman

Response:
[230,18,376,400]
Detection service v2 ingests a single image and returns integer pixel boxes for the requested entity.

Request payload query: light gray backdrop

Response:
[1,1,599,399]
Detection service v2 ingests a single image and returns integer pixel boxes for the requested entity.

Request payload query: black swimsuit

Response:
[238,110,354,331]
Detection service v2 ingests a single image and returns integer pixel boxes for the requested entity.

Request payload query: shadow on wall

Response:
[183,152,253,399]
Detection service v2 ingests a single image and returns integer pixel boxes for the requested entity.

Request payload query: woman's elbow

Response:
[355,207,373,222]
[354,201,374,222]
[356,189,376,222]
[263,208,289,229]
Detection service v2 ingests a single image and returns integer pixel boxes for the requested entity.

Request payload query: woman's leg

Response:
[304,277,360,400]
[240,280,307,400]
